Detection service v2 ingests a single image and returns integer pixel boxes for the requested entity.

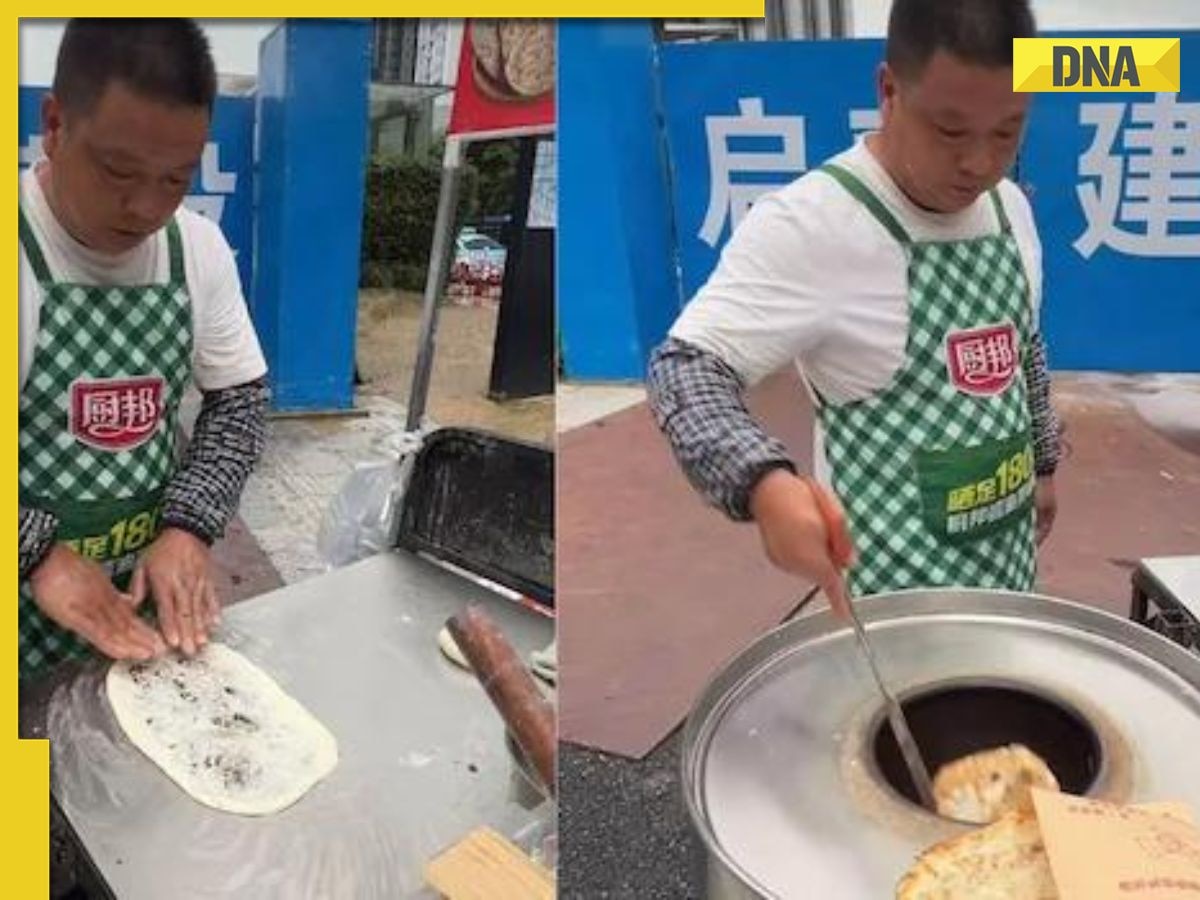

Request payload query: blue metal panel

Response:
[659,38,885,300]
[253,26,286,395]
[558,21,680,381]
[254,19,372,410]
[18,87,256,295]
[1021,32,1200,372]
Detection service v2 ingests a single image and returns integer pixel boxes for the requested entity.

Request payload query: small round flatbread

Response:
[502,21,555,98]
[437,625,471,670]
[470,20,503,82]
[896,809,1057,899]
[933,744,1060,825]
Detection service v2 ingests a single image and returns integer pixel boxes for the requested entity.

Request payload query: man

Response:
[18,20,269,682]
[648,0,1061,615]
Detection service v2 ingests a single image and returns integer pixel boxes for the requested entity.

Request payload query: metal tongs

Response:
[802,477,937,810]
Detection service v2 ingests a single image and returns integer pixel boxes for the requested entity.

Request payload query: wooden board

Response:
[425,827,554,900]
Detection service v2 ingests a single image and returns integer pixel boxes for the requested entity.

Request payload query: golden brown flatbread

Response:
[470,20,503,82]
[896,809,1058,899]
[502,21,555,98]
[933,744,1060,825]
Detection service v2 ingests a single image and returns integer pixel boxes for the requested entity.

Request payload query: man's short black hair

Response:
[886,0,1037,79]
[53,19,217,116]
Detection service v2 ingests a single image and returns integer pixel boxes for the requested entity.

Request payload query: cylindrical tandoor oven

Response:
[681,589,1200,899]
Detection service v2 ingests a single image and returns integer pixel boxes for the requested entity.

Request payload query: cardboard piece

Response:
[1033,789,1200,899]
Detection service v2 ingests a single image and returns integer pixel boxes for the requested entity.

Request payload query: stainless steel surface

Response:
[844,603,935,810]
[682,589,1200,900]
[1140,555,1200,616]
[49,551,554,899]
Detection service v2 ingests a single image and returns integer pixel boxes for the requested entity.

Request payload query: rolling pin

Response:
[447,605,556,796]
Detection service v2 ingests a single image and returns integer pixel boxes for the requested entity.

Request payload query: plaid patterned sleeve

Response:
[1024,331,1063,477]
[161,377,269,545]
[647,337,796,521]
[18,505,59,580]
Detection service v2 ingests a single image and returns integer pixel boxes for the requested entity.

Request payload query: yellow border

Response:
[18,4,764,15]
[11,17,49,896]
[11,15,50,895]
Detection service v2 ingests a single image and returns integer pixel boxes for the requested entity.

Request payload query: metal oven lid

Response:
[681,589,1200,899]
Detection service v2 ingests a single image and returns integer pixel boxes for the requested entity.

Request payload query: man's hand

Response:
[29,544,165,661]
[750,469,856,618]
[130,528,220,656]
[1035,476,1057,546]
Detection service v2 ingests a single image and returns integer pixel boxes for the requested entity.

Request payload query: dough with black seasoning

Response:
[106,643,338,816]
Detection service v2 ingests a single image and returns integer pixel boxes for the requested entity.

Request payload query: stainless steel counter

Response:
[48,551,555,899]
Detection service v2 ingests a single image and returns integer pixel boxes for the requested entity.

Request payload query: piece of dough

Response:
[106,643,338,816]
[438,625,471,670]
[896,809,1058,899]
[933,744,1060,825]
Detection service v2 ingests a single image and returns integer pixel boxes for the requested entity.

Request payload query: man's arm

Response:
[647,337,795,521]
[18,505,59,581]
[160,377,269,543]
[1025,330,1062,478]
[130,377,268,655]
[1024,330,1062,545]
[647,336,855,614]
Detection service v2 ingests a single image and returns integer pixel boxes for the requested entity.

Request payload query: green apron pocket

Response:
[915,432,1035,544]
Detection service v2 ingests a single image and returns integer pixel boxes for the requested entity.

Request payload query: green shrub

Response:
[360,139,518,290]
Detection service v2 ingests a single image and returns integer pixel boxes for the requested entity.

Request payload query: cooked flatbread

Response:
[471,20,503,81]
[896,809,1058,899]
[934,744,1060,824]
[502,22,555,98]
[106,643,338,816]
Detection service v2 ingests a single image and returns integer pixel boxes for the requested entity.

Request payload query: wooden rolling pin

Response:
[447,605,556,796]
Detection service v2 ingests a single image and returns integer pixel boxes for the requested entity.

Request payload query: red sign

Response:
[945,322,1020,396]
[69,376,165,451]
[448,20,555,137]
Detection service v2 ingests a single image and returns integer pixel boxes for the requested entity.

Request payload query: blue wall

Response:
[558,22,681,381]
[1020,32,1200,372]
[254,20,372,411]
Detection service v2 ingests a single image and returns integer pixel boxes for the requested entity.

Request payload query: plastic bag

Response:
[316,429,427,570]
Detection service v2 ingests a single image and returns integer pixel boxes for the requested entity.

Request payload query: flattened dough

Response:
[107,643,338,816]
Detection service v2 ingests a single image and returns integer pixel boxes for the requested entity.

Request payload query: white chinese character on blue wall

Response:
[1075,92,1200,259]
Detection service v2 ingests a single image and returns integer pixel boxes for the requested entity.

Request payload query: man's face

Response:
[878,50,1031,213]
[41,80,209,255]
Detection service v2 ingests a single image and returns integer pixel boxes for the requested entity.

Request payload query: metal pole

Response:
[764,0,789,40]
[405,136,463,432]
[810,0,851,39]
[830,0,852,38]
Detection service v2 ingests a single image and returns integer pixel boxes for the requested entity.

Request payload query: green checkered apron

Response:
[18,209,193,680]
[815,164,1036,597]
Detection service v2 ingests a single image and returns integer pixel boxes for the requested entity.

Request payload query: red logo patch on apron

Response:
[945,323,1019,396]
[69,376,165,451]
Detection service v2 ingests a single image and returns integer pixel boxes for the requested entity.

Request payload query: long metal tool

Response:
[844,601,936,808]
[801,477,936,810]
